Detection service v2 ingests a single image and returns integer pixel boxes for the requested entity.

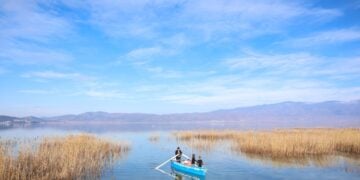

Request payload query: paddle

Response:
[155,155,178,170]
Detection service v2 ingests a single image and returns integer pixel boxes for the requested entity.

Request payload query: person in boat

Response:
[183,159,191,166]
[197,156,203,167]
[191,154,196,165]
[175,147,182,162]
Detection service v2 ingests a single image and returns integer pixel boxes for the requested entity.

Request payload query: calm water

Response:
[0,126,359,180]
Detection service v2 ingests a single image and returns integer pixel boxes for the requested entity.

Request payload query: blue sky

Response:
[0,0,360,116]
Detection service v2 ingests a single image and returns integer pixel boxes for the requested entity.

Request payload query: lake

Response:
[0,126,359,180]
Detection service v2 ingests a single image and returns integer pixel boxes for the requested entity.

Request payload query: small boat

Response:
[171,160,207,177]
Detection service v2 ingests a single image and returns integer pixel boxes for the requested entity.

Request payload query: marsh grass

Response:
[0,134,130,180]
[173,130,236,153]
[173,130,237,141]
[232,129,360,157]
[174,129,360,158]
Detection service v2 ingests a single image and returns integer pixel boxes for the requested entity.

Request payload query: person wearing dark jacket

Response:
[175,147,182,162]
[197,156,203,167]
[191,154,196,165]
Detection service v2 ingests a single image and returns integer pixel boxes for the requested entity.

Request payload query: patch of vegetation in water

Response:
[0,134,130,180]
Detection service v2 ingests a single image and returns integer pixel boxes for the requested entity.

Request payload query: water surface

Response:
[0,127,359,180]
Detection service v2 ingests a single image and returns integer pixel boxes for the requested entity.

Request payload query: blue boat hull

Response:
[171,161,207,177]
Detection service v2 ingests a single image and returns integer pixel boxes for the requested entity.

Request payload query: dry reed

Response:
[173,130,236,152]
[174,129,360,157]
[232,129,360,157]
[0,134,130,180]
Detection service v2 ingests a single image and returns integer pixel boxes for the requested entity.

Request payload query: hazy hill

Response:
[1,100,360,128]
[41,100,360,127]
[0,115,41,127]
[0,115,17,122]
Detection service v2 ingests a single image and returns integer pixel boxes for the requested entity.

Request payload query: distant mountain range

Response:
[0,115,41,128]
[1,100,360,128]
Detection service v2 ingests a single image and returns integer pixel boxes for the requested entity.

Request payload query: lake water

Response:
[0,126,359,180]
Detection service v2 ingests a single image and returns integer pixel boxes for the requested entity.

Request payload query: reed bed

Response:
[0,134,130,180]
[173,130,237,141]
[174,129,360,157]
[173,130,236,153]
[233,129,360,157]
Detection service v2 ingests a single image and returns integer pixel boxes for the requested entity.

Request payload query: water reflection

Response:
[173,135,360,175]
[2,128,360,179]
[148,133,160,143]
[232,151,360,175]
[172,170,205,180]
[237,153,336,167]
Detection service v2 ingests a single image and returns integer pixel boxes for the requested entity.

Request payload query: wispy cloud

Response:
[0,0,358,115]
[18,89,57,95]
[22,71,93,81]
[0,0,74,66]
[160,85,360,106]
[183,0,341,40]
[152,51,360,106]
[119,33,190,66]
[281,28,360,47]
[21,70,129,99]
[68,0,341,41]
[0,0,72,42]
[154,71,358,106]
[0,46,73,65]
[122,46,164,65]
[84,90,125,99]
[223,51,360,79]
[143,66,184,78]
[224,52,318,72]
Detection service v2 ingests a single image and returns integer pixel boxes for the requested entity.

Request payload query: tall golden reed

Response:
[233,129,360,157]
[0,134,130,180]
[174,130,236,152]
[174,129,360,157]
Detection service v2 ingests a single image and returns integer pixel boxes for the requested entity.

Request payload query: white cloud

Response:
[121,37,189,65]
[223,51,321,78]
[84,90,125,99]
[0,46,73,65]
[223,51,360,79]
[20,70,129,99]
[144,66,183,78]
[64,0,341,41]
[225,52,318,71]
[0,0,74,66]
[179,0,341,40]
[150,52,360,106]
[0,0,72,42]
[317,56,360,75]
[118,46,165,65]
[160,86,360,106]
[282,28,360,47]
[80,0,161,38]
[118,33,192,67]
[127,47,163,60]
[18,89,57,95]
[22,71,93,81]
[159,34,190,49]
[156,72,360,106]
